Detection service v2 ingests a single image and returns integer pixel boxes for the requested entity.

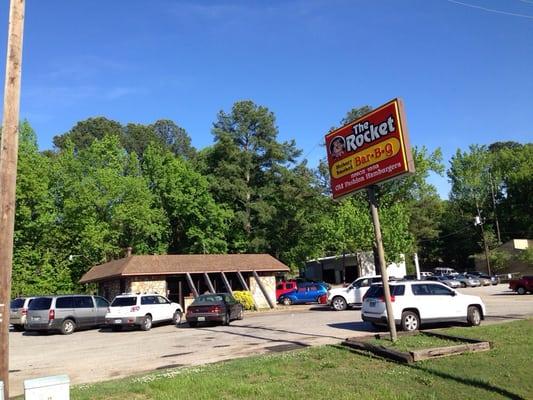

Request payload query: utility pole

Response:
[367,186,397,342]
[488,171,501,244]
[0,1,26,398]
[475,208,491,276]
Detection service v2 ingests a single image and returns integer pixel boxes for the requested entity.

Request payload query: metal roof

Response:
[79,254,290,284]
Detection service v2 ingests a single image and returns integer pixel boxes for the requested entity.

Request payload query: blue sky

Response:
[0,0,532,198]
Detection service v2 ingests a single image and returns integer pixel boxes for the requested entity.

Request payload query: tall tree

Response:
[53,117,123,151]
[205,100,301,252]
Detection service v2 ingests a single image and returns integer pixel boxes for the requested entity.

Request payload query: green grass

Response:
[69,320,532,400]
[366,333,461,352]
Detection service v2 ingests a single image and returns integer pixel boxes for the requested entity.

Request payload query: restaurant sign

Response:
[325,98,415,199]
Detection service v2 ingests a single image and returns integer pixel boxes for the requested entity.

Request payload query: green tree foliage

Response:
[53,116,123,151]
[142,145,230,253]
[204,100,301,252]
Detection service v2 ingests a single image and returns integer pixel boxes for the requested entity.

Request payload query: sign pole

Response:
[367,186,398,342]
[0,0,26,398]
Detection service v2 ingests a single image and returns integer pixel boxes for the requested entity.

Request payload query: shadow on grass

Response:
[334,344,525,400]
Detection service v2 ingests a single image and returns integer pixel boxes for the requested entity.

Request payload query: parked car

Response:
[427,275,461,289]
[434,267,457,276]
[295,278,331,290]
[276,281,298,300]
[466,274,491,286]
[420,271,433,278]
[105,293,183,331]
[278,284,328,305]
[452,274,481,288]
[10,297,35,331]
[186,293,244,327]
[26,295,110,335]
[327,276,384,311]
[509,276,533,295]
[361,281,486,331]
[468,271,500,285]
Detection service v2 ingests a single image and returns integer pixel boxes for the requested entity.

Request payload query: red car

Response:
[276,281,298,300]
[509,276,533,295]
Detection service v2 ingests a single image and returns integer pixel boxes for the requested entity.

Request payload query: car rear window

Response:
[28,297,52,310]
[10,298,24,308]
[365,285,405,298]
[111,297,137,307]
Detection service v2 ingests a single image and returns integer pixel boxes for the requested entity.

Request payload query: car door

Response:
[354,278,371,304]
[94,296,110,325]
[74,296,96,327]
[156,296,173,321]
[427,284,462,319]
[410,284,438,320]
[141,295,158,321]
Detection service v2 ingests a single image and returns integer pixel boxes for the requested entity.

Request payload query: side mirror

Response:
[451,291,457,296]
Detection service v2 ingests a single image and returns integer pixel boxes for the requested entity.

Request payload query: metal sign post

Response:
[0,1,26,398]
[367,186,397,341]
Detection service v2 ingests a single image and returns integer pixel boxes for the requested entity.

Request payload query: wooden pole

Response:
[367,186,398,342]
[0,1,25,397]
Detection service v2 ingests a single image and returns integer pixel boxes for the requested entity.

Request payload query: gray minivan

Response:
[26,295,109,335]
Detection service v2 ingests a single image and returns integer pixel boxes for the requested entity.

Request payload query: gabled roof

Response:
[79,254,289,284]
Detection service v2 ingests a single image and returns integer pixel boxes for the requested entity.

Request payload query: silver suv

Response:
[10,297,36,331]
[26,295,110,335]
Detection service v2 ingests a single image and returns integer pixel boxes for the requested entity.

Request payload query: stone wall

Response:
[127,276,167,295]
[249,275,276,309]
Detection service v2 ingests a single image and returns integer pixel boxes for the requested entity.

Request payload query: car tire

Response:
[467,306,481,326]
[13,324,24,332]
[173,310,183,325]
[222,312,230,326]
[60,319,76,335]
[140,315,152,331]
[282,297,292,306]
[401,311,420,332]
[517,287,526,295]
[331,296,347,311]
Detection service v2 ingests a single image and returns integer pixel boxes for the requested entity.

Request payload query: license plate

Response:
[369,301,376,307]
[197,317,205,322]
[31,316,41,321]
[114,319,122,324]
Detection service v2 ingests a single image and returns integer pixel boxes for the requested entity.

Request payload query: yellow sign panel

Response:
[331,137,401,179]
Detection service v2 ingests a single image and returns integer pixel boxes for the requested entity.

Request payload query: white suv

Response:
[105,294,183,331]
[327,276,384,311]
[361,281,486,331]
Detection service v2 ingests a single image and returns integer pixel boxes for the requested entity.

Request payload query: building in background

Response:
[80,254,289,309]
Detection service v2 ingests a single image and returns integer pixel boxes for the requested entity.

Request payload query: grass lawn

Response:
[366,332,461,352]
[70,320,532,400]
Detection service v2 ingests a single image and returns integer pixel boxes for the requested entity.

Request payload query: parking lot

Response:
[8,284,533,396]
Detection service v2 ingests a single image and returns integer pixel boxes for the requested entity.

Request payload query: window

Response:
[56,297,74,308]
[364,285,405,298]
[141,296,157,305]
[156,296,169,304]
[276,284,283,290]
[95,297,109,308]
[74,297,94,308]
[28,298,52,310]
[412,284,431,296]
[287,283,295,290]
[357,279,370,288]
[308,286,318,291]
[10,299,24,308]
[428,284,453,296]
[111,297,136,307]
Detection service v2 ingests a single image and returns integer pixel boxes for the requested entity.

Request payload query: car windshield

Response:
[111,297,137,307]
[28,297,52,310]
[10,298,24,308]
[365,285,405,298]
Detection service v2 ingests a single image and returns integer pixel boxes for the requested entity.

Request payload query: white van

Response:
[434,267,457,276]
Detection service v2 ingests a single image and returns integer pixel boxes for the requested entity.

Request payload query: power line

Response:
[446,0,533,19]
[417,224,473,243]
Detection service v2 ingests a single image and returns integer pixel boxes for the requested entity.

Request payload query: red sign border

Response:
[325,98,415,200]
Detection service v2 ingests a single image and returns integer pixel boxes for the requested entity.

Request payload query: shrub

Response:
[233,291,255,310]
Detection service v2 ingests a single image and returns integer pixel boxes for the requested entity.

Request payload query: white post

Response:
[414,253,421,280]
